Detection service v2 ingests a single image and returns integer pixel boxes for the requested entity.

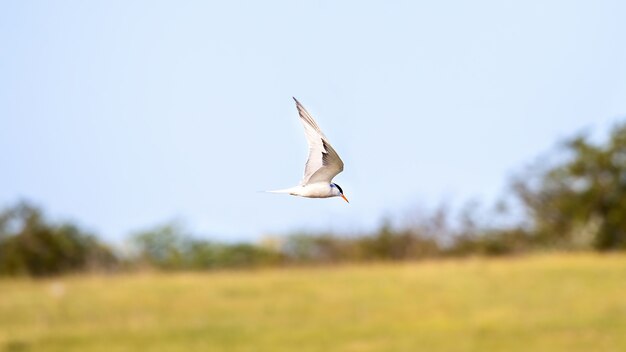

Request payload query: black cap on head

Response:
[333,183,344,194]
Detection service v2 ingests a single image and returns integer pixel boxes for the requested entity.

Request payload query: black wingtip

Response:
[293,97,300,105]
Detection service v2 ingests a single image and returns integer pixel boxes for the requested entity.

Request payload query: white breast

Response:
[290,183,334,198]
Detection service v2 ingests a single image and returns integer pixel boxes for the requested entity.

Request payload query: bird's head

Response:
[331,183,349,203]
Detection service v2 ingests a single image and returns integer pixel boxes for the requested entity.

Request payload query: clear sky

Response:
[2,1,625,242]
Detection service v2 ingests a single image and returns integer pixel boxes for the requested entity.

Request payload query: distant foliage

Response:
[281,222,441,264]
[513,123,626,250]
[3,121,626,276]
[130,224,283,270]
[0,202,117,276]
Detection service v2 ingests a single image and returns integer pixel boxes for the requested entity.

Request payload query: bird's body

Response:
[268,98,349,203]
[268,182,343,198]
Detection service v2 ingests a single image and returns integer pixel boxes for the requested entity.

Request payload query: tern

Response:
[268,98,349,203]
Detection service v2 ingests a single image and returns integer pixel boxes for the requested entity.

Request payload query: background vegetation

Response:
[2,123,626,275]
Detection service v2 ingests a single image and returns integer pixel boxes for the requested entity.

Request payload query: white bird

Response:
[268,98,349,203]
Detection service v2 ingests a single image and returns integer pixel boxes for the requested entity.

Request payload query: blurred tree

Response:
[281,233,350,264]
[513,123,626,250]
[131,223,189,269]
[359,219,439,260]
[131,223,283,270]
[0,201,117,276]
[215,243,282,268]
[282,222,440,264]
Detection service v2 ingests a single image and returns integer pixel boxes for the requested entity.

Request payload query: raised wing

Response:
[293,97,344,185]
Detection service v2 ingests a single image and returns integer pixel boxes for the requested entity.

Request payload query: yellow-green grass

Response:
[1,254,626,352]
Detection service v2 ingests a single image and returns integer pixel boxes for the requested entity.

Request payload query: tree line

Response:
[1,122,625,276]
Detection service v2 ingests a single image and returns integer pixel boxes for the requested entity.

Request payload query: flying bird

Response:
[268,98,349,203]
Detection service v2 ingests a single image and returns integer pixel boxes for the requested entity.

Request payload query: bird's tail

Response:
[264,187,296,195]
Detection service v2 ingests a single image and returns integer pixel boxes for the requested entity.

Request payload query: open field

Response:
[1,254,626,352]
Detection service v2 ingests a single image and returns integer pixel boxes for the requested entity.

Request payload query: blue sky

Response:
[2,1,625,242]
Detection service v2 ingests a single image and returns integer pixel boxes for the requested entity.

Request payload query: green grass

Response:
[1,254,626,352]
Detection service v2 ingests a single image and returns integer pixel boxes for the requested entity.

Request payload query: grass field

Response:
[1,254,626,352]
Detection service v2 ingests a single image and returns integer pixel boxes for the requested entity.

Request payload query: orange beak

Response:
[341,194,349,203]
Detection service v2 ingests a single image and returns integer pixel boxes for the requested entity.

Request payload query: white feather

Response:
[293,97,344,186]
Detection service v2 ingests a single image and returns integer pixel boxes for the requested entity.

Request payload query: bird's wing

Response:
[293,97,344,185]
